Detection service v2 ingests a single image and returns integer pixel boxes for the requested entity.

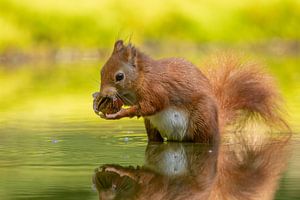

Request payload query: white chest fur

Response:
[147,107,189,141]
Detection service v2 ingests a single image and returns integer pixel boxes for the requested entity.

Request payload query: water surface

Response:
[0,114,299,199]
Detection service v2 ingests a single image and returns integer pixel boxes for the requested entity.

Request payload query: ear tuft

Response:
[114,40,124,52]
[127,44,137,67]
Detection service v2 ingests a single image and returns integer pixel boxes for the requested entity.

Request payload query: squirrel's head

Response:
[96,40,139,105]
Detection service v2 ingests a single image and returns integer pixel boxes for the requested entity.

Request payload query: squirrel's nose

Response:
[100,87,117,98]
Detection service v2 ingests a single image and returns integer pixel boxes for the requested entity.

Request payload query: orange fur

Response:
[93,40,289,143]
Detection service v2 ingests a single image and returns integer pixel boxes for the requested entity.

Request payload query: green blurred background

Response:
[0,1,300,199]
[0,0,299,129]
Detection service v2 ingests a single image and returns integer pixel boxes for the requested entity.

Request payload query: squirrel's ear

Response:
[126,44,137,67]
[113,40,124,53]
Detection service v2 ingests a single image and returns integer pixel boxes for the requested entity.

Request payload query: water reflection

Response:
[93,134,290,200]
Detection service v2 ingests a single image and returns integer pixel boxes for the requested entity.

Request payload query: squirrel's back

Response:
[147,57,212,99]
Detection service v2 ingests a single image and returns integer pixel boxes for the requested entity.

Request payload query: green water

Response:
[0,116,147,200]
[0,115,299,199]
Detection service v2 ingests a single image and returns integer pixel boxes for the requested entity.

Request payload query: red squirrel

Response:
[93,40,288,143]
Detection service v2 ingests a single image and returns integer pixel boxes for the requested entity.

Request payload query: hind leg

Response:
[188,99,219,144]
[144,118,164,142]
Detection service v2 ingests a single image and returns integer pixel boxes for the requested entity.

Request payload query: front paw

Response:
[104,112,122,120]
[97,110,121,120]
[103,109,126,120]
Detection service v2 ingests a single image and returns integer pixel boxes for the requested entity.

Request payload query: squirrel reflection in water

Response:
[93,134,290,200]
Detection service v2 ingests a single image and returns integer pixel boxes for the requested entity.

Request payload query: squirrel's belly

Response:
[147,107,189,141]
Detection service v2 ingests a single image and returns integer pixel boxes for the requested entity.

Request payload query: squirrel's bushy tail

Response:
[205,54,289,131]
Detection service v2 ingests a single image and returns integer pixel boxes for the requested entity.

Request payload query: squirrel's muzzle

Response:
[99,86,117,98]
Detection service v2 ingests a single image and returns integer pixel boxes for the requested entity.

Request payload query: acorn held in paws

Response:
[93,93,123,115]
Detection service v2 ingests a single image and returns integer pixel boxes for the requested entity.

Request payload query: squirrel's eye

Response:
[115,73,124,82]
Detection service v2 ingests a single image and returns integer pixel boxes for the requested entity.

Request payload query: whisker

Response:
[116,93,125,104]
[99,97,108,106]
[91,77,101,85]
[99,98,110,111]
[116,92,134,105]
